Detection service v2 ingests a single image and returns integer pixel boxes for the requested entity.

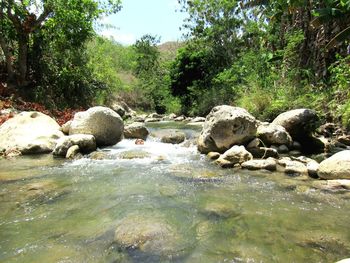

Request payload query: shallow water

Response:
[0,122,349,263]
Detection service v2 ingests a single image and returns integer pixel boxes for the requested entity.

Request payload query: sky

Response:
[99,0,188,45]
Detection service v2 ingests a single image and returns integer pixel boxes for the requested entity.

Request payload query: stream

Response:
[0,122,349,262]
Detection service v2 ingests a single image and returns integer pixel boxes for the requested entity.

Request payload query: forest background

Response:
[1,0,350,128]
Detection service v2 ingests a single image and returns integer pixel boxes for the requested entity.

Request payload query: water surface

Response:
[0,122,349,262]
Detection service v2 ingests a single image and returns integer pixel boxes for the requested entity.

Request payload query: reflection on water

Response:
[0,122,349,263]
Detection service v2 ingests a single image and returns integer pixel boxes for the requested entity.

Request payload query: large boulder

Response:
[0,111,64,154]
[272,109,319,140]
[69,106,123,146]
[257,122,292,146]
[124,122,149,140]
[198,106,258,154]
[317,150,350,179]
[272,109,324,153]
[215,145,253,168]
[53,134,96,156]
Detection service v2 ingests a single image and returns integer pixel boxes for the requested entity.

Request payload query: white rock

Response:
[0,111,64,154]
[69,106,123,146]
[318,150,350,179]
[198,105,258,154]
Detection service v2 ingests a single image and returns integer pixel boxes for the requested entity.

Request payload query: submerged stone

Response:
[114,214,186,257]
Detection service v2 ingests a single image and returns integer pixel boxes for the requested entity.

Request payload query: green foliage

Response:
[0,0,121,108]
[329,55,350,128]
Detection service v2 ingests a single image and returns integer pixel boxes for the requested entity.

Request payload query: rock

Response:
[241,158,277,171]
[89,151,109,160]
[272,109,319,141]
[291,141,302,151]
[278,158,308,176]
[318,150,350,179]
[202,202,240,218]
[53,134,96,156]
[124,122,149,140]
[272,109,324,154]
[312,180,350,192]
[337,135,350,146]
[336,259,350,263]
[111,102,136,119]
[318,122,336,137]
[161,131,186,144]
[289,150,302,156]
[66,145,80,159]
[191,117,206,123]
[247,138,261,149]
[207,152,221,160]
[198,106,258,154]
[278,144,289,153]
[0,111,64,154]
[61,120,72,135]
[215,145,252,168]
[168,113,177,119]
[257,123,292,146]
[148,112,163,119]
[69,106,123,147]
[145,117,161,123]
[118,150,151,159]
[247,147,279,159]
[293,156,319,178]
[174,116,186,121]
[114,214,184,256]
[132,115,146,123]
[111,103,126,117]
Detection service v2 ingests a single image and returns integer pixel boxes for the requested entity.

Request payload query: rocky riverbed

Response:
[0,105,350,262]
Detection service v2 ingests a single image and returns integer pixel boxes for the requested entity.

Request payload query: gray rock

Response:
[161,131,186,144]
[257,123,292,146]
[215,145,253,168]
[0,111,64,154]
[207,152,221,160]
[241,158,277,171]
[175,116,186,121]
[192,117,206,123]
[293,156,319,178]
[114,214,184,256]
[246,138,261,149]
[318,150,350,179]
[337,135,350,146]
[278,158,308,176]
[247,147,279,159]
[69,106,123,147]
[198,106,258,154]
[278,144,289,153]
[53,134,96,156]
[291,141,302,151]
[111,103,125,117]
[272,108,319,141]
[124,122,149,140]
[65,145,80,159]
[61,120,72,135]
[148,112,163,119]
[145,117,161,123]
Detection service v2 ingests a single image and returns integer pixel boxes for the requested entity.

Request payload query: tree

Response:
[0,0,121,87]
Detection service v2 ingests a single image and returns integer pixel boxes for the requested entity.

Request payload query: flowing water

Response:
[0,122,349,263]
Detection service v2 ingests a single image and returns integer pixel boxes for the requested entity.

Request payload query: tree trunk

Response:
[0,34,15,83]
[17,33,29,86]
